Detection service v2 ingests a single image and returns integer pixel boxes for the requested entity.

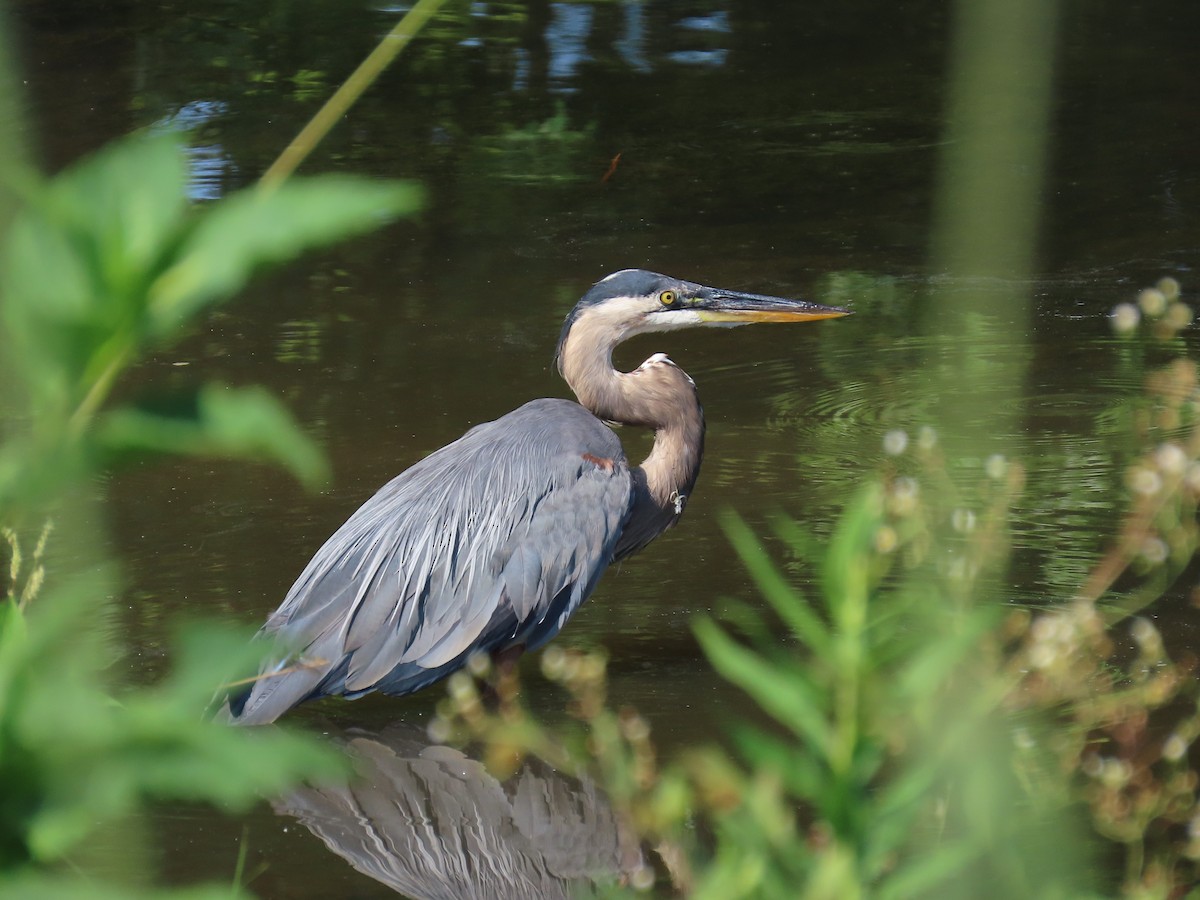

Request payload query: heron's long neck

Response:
[559,320,704,511]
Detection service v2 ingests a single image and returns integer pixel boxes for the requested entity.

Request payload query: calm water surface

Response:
[14,0,1200,895]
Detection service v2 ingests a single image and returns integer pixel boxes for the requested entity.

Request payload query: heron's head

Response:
[554,269,850,370]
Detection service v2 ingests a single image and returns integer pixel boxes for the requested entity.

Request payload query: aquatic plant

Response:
[432,279,1200,898]
[0,0,446,890]
[0,130,419,892]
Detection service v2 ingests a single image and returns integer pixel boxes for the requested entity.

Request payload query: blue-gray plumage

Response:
[225,270,848,724]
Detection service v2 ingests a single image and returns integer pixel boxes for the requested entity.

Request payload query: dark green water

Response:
[13,0,1200,895]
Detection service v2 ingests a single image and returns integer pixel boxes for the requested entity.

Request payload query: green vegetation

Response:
[0,2,441,891]
[421,1,1200,895]
[0,131,421,893]
[434,280,1200,898]
[2,0,1196,897]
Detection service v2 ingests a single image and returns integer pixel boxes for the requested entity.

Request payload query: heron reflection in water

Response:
[275,721,644,898]
[225,270,849,725]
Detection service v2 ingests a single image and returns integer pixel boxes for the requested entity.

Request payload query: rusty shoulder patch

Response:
[581,452,616,473]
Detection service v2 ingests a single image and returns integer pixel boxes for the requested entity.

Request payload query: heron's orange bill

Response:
[697,307,851,324]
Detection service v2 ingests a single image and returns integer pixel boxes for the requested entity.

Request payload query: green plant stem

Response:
[68,343,132,438]
[258,0,449,191]
[232,824,249,895]
[924,0,1058,462]
[833,607,863,779]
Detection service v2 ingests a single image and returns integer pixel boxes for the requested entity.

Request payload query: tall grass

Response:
[433,280,1200,897]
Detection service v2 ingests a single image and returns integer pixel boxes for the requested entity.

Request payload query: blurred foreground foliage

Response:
[0,132,420,507]
[0,133,420,894]
[436,280,1200,899]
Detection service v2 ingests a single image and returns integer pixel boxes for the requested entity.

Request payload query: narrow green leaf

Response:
[877,839,980,900]
[720,508,830,654]
[149,177,423,335]
[730,722,826,805]
[714,596,774,646]
[872,759,944,827]
[821,484,884,630]
[694,615,830,752]
[768,513,823,566]
[97,383,329,489]
[0,594,26,638]
[894,607,995,701]
[0,597,29,721]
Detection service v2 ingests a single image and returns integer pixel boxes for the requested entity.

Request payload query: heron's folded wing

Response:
[255,399,633,697]
[343,418,632,687]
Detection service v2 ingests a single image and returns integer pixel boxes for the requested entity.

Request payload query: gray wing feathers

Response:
[230,399,631,724]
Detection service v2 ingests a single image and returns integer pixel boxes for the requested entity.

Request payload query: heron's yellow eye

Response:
[659,290,677,306]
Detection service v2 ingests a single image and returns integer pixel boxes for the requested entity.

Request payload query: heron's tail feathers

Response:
[220,652,344,726]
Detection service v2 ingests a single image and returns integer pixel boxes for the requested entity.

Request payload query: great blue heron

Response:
[225,269,848,725]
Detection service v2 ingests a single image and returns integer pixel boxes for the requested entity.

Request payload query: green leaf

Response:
[2,204,95,327]
[894,607,995,702]
[97,383,329,489]
[713,596,774,646]
[868,762,944,851]
[694,615,830,753]
[3,579,345,863]
[148,177,423,335]
[876,839,980,900]
[113,704,346,813]
[730,722,826,804]
[1,132,188,319]
[0,134,189,408]
[821,484,884,632]
[0,596,29,721]
[146,619,264,708]
[720,509,830,655]
[49,132,189,290]
[7,133,188,310]
[768,513,822,561]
